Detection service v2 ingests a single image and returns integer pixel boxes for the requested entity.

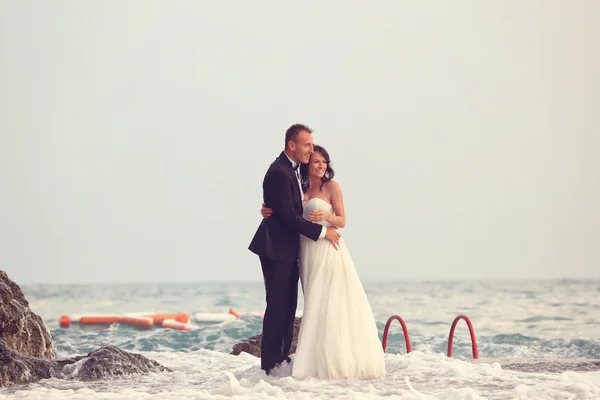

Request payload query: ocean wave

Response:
[2,350,600,400]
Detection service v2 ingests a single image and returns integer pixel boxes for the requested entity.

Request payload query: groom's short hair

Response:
[285,124,313,148]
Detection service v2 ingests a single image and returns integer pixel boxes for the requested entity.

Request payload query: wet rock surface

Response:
[231,317,302,357]
[0,341,170,387]
[0,270,54,360]
[57,344,171,381]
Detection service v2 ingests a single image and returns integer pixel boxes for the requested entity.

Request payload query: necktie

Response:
[293,164,303,199]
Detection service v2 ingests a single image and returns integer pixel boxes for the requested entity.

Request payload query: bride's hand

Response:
[261,202,273,218]
[308,210,329,222]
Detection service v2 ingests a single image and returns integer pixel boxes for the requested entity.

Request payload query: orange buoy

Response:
[149,313,189,324]
[59,314,122,327]
[162,318,198,331]
[229,308,241,318]
[80,315,121,325]
[118,316,153,328]
[59,315,71,327]
[174,314,189,323]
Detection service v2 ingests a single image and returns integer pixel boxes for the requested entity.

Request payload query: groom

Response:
[248,123,341,374]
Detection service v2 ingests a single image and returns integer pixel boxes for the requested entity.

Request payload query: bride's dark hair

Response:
[300,145,335,192]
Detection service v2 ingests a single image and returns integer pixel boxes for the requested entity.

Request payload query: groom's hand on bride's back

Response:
[325,226,341,250]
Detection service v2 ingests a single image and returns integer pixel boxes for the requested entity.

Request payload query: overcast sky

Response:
[1,1,599,284]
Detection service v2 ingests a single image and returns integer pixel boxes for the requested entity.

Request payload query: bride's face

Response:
[308,152,328,179]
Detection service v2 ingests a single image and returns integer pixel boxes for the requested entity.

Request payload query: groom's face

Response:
[293,130,314,164]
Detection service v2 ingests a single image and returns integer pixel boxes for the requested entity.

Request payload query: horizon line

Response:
[16,277,600,286]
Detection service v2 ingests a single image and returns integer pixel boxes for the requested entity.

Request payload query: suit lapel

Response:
[278,152,302,209]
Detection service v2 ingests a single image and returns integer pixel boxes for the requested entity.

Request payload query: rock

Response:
[231,317,302,357]
[0,341,171,387]
[0,340,55,386]
[230,333,262,357]
[0,270,54,360]
[58,344,171,381]
[0,270,170,387]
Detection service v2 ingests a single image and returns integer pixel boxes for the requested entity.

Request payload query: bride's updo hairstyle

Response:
[300,145,335,192]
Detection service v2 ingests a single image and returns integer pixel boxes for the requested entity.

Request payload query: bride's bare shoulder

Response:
[324,180,342,193]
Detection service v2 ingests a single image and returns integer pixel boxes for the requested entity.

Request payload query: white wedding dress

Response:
[292,197,385,380]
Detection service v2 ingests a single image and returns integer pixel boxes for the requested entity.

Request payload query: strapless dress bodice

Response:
[302,197,333,228]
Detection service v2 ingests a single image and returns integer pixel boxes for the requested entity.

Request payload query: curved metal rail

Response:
[381,315,412,354]
[447,314,479,359]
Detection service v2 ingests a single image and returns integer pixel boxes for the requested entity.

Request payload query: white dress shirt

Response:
[284,153,326,239]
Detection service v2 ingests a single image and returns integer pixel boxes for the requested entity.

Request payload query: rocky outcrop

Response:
[0,270,170,387]
[58,344,171,381]
[231,317,302,357]
[0,339,55,386]
[0,341,170,387]
[0,270,54,360]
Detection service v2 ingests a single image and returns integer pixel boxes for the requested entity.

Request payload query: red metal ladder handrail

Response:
[381,315,412,354]
[447,314,479,359]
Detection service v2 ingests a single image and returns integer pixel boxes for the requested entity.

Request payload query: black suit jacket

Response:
[249,152,323,263]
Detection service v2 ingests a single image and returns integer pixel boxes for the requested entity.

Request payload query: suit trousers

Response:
[259,256,299,373]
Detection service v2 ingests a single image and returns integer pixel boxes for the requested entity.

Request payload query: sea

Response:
[1,280,599,399]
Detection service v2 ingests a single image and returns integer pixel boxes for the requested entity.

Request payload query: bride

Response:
[261,145,385,380]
